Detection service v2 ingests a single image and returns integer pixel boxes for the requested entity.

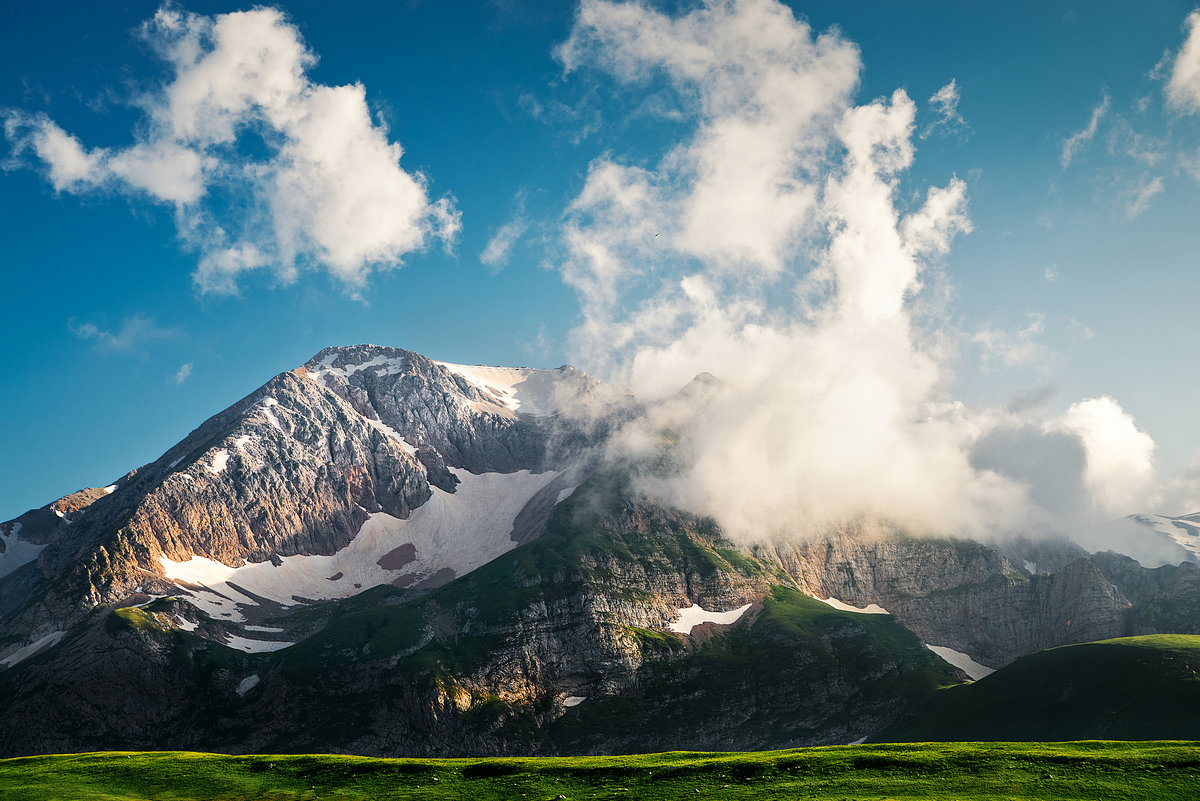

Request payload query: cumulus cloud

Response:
[1060,92,1110,168]
[1166,10,1200,113]
[4,6,458,295]
[1057,396,1156,516]
[555,0,1162,546]
[68,314,177,352]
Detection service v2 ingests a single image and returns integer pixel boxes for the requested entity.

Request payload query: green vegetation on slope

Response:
[882,635,1200,742]
[1,742,1198,800]
[551,586,960,751]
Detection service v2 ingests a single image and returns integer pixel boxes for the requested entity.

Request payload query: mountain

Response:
[0,344,1198,755]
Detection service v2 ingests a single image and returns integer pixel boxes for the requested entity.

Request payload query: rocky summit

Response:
[0,345,1197,757]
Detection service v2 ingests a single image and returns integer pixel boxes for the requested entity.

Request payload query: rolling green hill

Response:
[881,635,1200,742]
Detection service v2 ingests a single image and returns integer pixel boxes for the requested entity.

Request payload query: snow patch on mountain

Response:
[926,644,994,680]
[817,597,890,615]
[436,362,535,413]
[1134,514,1200,560]
[224,634,293,653]
[366,416,417,455]
[0,523,46,580]
[258,397,284,431]
[205,449,230,475]
[668,602,753,634]
[0,631,64,668]
[160,467,561,615]
[307,352,405,388]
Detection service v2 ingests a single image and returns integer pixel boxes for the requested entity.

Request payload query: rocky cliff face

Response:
[769,530,1151,667]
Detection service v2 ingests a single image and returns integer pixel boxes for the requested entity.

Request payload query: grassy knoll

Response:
[882,635,1200,743]
[1,742,1198,800]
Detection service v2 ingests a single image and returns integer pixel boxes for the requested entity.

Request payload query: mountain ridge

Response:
[1,343,1199,755]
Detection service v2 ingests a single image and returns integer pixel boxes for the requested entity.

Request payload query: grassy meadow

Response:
[1,741,1198,800]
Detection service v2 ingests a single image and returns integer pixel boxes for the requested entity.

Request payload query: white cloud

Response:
[556,0,1025,540]
[1060,92,1110,168]
[972,313,1050,372]
[174,363,193,384]
[920,79,968,139]
[68,314,177,352]
[4,7,458,295]
[555,0,1165,545]
[1166,10,1200,113]
[481,196,529,272]
[1124,175,1164,219]
[1057,396,1156,516]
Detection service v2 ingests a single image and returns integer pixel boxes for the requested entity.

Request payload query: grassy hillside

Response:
[1,742,1198,800]
[882,635,1200,742]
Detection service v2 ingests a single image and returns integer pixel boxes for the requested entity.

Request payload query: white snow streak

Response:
[223,634,293,653]
[668,602,752,634]
[563,696,587,707]
[236,675,261,695]
[926,644,994,680]
[0,523,46,580]
[817,597,890,615]
[0,631,65,668]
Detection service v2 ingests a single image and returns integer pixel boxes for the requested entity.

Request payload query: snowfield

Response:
[161,467,561,619]
[926,644,995,680]
[0,522,47,580]
[0,631,65,668]
[1136,514,1200,561]
[816,597,890,614]
[668,603,753,634]
[437,362,558,415]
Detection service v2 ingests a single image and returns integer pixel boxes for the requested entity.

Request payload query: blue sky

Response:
[3,0,1200,527]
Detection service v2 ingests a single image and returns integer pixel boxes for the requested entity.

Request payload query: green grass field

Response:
[1,742,1198,800]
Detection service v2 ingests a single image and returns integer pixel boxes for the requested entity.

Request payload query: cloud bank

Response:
[1167,10,1200,114]
[4,7,459,295]
[556,0,1162,546]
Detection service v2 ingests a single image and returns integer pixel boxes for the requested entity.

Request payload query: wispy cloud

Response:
[480,193,529,272]
[1060,92,1110,168]
[173,362,193,384]
[920,79,968,139]
[972,313,1050,372]
[67,314,177,352]
[1124,175,1164,219]
[4,7,459,296]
